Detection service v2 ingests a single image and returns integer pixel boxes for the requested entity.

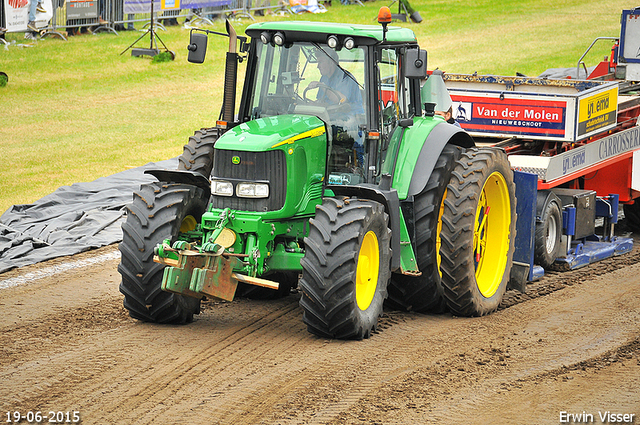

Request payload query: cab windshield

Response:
[247,41,368,182]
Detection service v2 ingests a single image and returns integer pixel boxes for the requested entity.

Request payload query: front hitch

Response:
[156,241,243,301]
[153,208,280,301]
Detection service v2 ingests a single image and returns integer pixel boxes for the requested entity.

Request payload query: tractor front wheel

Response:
[439,148,516,316]
[299,197,391,339]
[118,182,207,323]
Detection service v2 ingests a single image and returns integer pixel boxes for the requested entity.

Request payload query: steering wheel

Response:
[303,82,345,104]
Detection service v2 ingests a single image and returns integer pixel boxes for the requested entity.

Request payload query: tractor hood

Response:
[215,115,327,152]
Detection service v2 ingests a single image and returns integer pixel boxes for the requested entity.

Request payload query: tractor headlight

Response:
[211,180,233,196]
[237,182,269,198]
[327,35,339,49]
[273,31,285,46]
[344,37,355,50]
[260,31,271,44]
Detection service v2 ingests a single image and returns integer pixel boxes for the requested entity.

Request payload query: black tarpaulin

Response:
[0,158,177,274]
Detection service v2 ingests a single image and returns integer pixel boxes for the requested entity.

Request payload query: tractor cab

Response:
[186,19,428,189]
[240,22,426,187]
[242,39,369,183]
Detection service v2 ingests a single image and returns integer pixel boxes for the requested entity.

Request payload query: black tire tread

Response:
[439,148,517,317]
[386,145,462,313]
[299,198,391,340]
[534,200,562,269]
[118,182,207,324]
[177,127,218,177]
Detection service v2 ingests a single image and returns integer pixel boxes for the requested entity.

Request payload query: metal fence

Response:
[2,0,292,41]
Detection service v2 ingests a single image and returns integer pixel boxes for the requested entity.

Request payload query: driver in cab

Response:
[307,47,364,117]
[307,47,365,167]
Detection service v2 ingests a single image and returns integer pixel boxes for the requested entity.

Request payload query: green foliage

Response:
[0,0,629,214]
[152,51,175,63]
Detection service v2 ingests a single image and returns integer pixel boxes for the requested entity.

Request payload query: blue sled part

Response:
[530,265,545,281]
[554,237,633,271]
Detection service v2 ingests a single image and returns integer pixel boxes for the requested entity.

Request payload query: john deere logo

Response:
[232,156,241,165]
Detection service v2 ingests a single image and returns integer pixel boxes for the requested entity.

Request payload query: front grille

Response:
[211,149,286,212]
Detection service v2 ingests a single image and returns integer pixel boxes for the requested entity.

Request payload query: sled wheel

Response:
[177,127,219,177]
[534,200,562,269]
[623,200,640,233]
[118,182,207,323]
[439,148,516,316]
[299,197,391,340]
[386,144,463,313]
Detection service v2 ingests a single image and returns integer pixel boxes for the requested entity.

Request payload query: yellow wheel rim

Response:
[474,172,511,298]
[356,231,380,311]
[436,188,447,278]
[180,215,198,233]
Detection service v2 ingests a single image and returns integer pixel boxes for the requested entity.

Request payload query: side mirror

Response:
[187,32,208,64]
[405,48,427,79]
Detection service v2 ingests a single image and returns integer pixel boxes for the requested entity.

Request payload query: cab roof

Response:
[245,21,418,45]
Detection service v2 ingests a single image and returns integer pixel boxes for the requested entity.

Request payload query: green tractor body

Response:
[118,12,517,339]
[158,114,327,299]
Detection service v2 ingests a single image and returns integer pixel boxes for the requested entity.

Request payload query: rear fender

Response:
[145,169,211,194]
[405,122,474,199]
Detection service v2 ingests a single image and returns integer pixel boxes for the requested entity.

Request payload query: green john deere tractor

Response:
[118,9,517,339]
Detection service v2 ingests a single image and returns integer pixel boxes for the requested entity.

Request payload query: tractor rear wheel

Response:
[178,127,219,177]
[386,144,463,313]
[299,197,391,339]
[118,182,207,323]
[439,148,516,316]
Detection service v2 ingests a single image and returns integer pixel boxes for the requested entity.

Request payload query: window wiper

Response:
[312,42,364,91]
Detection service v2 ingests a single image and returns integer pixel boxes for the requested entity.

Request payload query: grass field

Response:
[0,0,629,214]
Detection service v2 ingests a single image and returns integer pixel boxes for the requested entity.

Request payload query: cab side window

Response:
[378,48,410,137]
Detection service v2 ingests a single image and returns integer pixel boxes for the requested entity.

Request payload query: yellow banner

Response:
[577,87,617,137]
[578,87,617,123]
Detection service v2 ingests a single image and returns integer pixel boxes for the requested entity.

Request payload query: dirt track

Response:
[1,239,639,425]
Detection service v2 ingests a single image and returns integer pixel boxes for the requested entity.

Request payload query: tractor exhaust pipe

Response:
[222,19,238,124]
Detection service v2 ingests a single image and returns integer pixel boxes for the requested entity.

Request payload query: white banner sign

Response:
[4,0,53,33]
